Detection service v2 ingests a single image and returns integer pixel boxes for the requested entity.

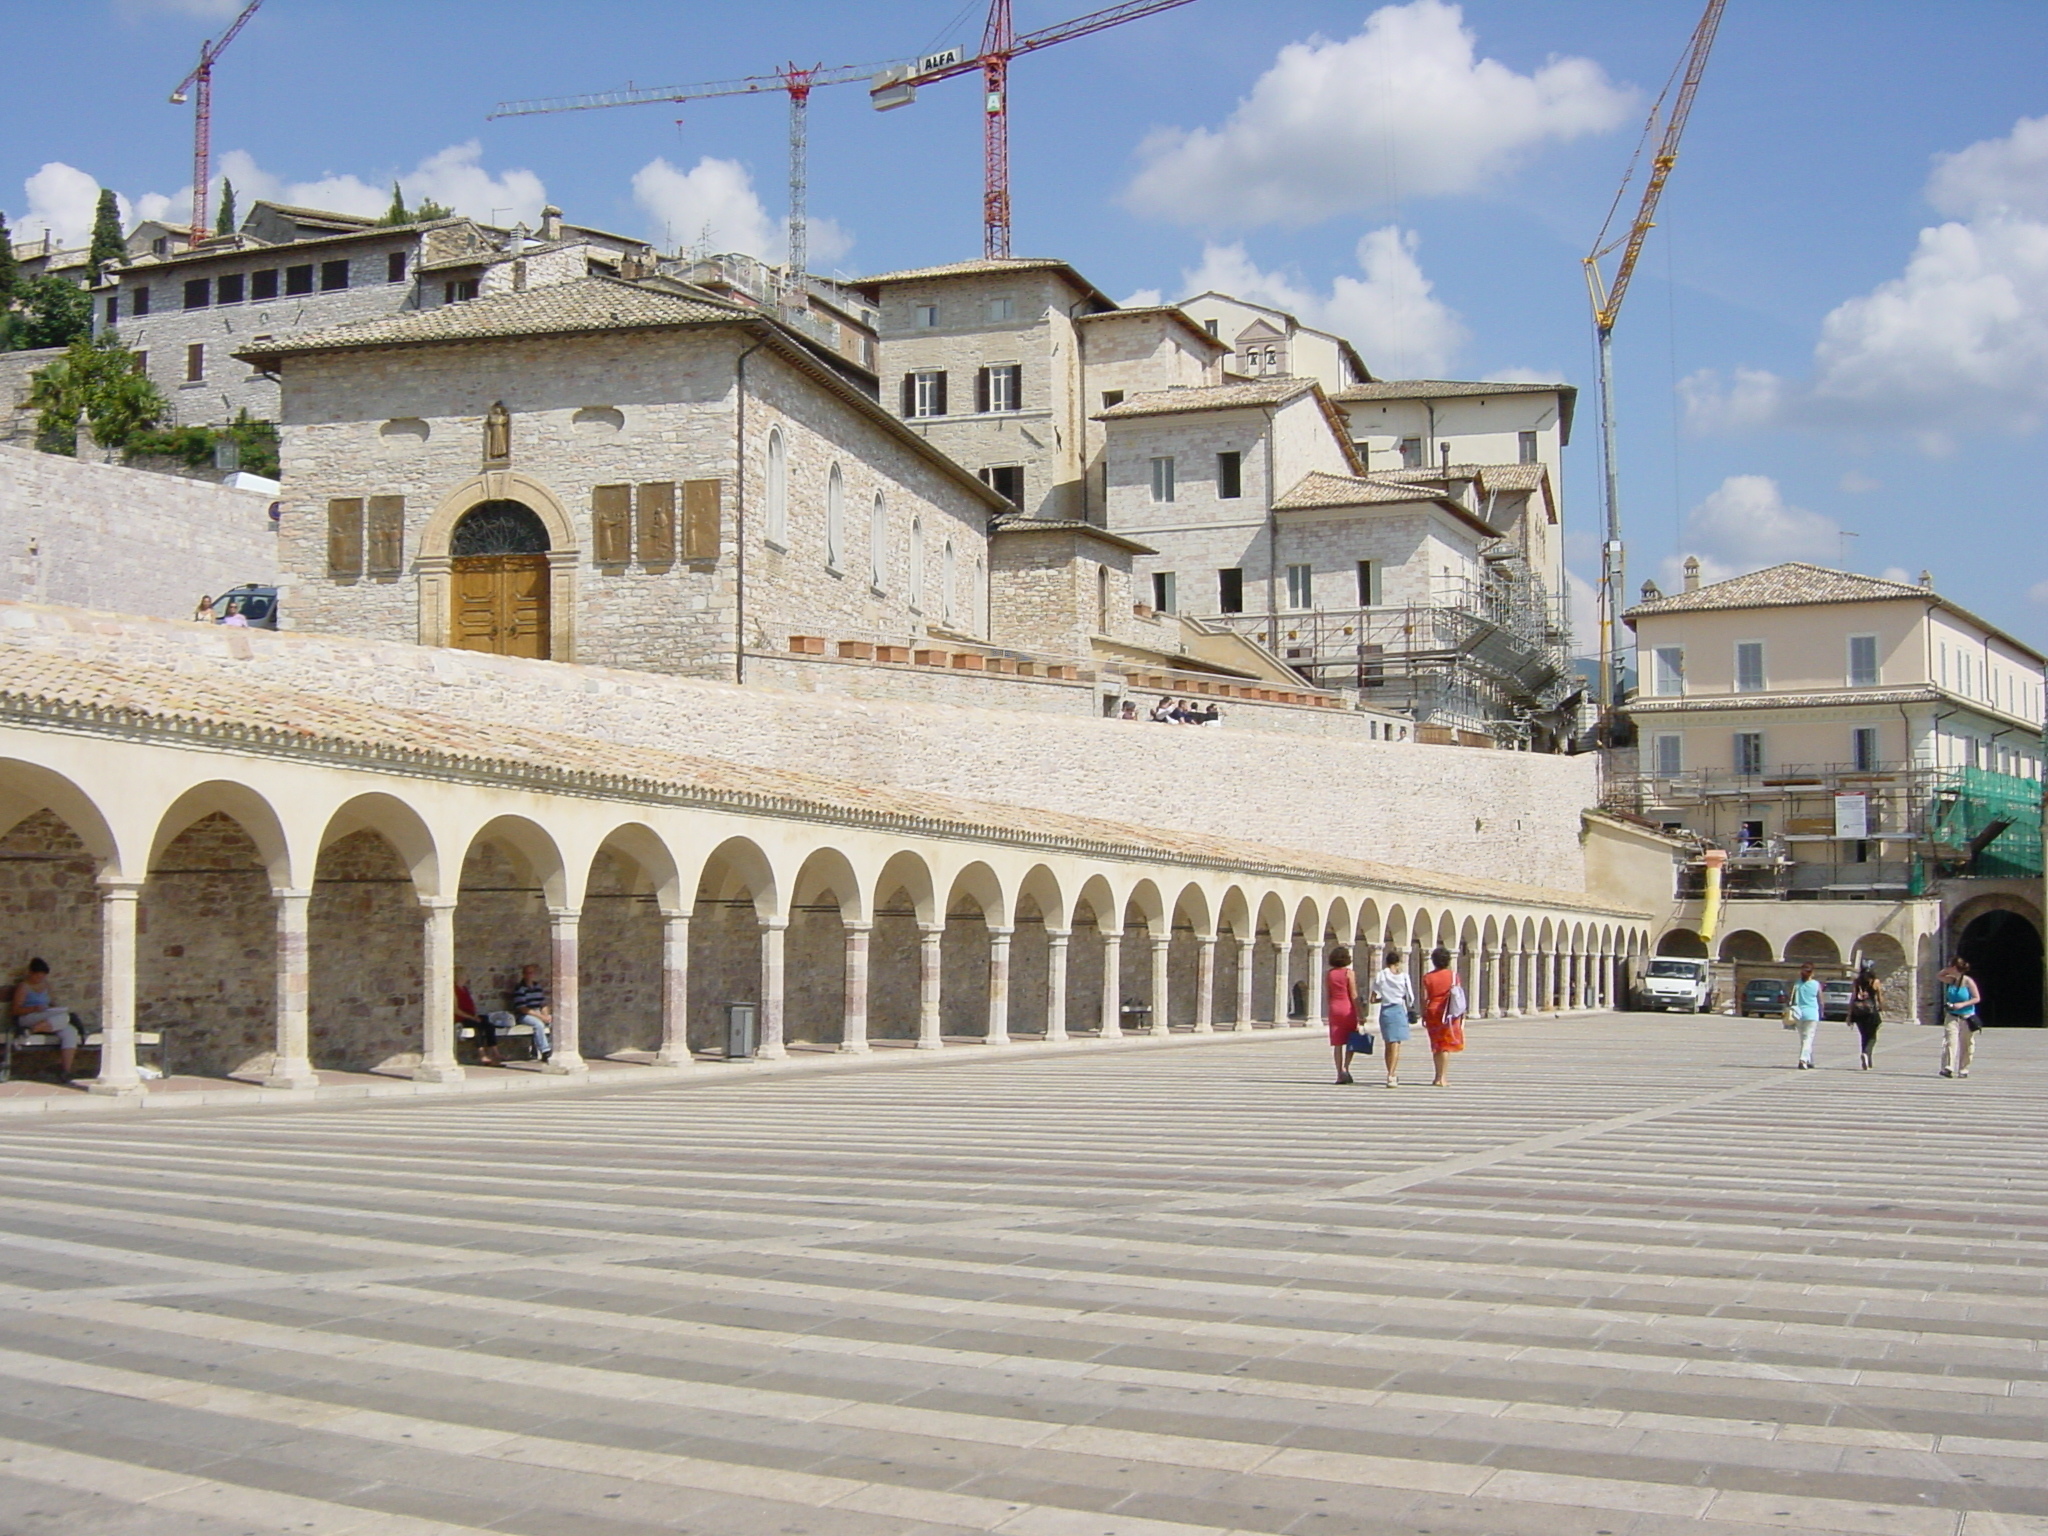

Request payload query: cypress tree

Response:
[87,189,124,279]
[383,182,408,226]
[215,179,237,237]
[0,209,18,306]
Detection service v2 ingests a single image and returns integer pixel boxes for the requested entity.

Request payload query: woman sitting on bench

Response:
[12,958,80,1081]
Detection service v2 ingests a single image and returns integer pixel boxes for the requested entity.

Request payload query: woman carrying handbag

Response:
[1937,958,1982,1078]
[1326,945,1367,1084]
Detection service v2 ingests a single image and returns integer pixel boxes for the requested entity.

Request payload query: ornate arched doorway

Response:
[451,501,551,659]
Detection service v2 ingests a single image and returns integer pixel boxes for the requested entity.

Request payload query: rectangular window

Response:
[1848,634,1879,687]
[365,496,405,577]
[1735,640,1765,693]
[131,285,151,316]
[1652,646,1686,697]
[1652,734,1682,777]
[1359,642,1385,689]
[1204,318,1218,336]
[1738,819,1765,850]
[913,302,938,328]
[904,369,947,418]
[326,498,364,578]
[443,278,479,304]
[977,363,1021,413]
[1356,560,1379,606]
[249,269,277,302]
[104,294,119,325]
[1101,389,1124,409]
[387,251,409,284]
[1734,731,1764,776]
[1518,430,1539,464]
[183,277,211,310]
[1399,436,1424,469]
[1852,726,1880,772]
[1217,568,1243,614]
[1149,456,1175,503]
[184,343,205,383]
[1216,451,1242,499]
[216,272,244,305]
[1286,563,1314,610]
[1152,571,1177,614]
[320,259,350,292]
[637,482,677,564]
[285,264,315,296]
[978,465,1024,508]
[987,296,1013,321]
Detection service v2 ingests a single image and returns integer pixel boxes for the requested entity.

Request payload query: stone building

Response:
[96,201,647,429]
[1175,291,1371,392]
[240,274,1009,674]
[1613,561,2045,1025]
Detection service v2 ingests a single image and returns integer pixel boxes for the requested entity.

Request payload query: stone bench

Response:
[0,1016,171,1083]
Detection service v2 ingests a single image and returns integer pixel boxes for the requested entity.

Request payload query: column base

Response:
[262,1063,320,1090]
[1045,1031,1071,1044]
[914,1037,944,1051]
[84,1076,144,1098]
[652,1048,696,1068]
[1233,1019,1254,1033]
[411,1062,467,1085]
[540,1052,588,1075]
[837,1039,872,1054]
[755,1043,788,1061]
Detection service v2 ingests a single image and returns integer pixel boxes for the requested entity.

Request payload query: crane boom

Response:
[168,0,264,243]
[489,62,892,121]
[1584,0,1725,744]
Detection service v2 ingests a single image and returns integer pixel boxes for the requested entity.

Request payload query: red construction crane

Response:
[871,0,1197,259]
[168,0,266,243]
[492,60,895,290]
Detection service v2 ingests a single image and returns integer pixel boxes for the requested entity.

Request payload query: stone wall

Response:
[0,349,61,448]
[0,446,278,619]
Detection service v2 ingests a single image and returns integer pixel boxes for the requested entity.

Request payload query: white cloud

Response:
[1120,286,1165,309]
[1839,470,1882,494]
[1659,475,1839,589]
[2030,579,2048,607]
[1178,228,1466,377]
[1880,566,1917,586]
[401,141,547,227]
[1125,0,1634,226]
[1686,116,2048,443]
[631,155,850,268]
[19,162,106,247]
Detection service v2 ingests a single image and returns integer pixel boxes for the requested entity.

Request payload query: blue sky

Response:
[7,0,2047,651]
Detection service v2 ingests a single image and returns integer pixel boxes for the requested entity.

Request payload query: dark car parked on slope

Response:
[1742,978,1790,1018]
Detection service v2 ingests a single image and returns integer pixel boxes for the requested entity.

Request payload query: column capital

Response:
[96,877,144,899]
[760,915,791,934]
[547,905,582,924]
[417,895,459,913]
[987,926,1014,940]
[271,887,314,903]
[658,907,693,923]
[842,919,874,935]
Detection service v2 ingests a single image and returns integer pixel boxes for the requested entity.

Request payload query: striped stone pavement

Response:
[0,1016,2043,1536]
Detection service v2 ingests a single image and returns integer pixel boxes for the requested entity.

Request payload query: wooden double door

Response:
[452,555,550,659]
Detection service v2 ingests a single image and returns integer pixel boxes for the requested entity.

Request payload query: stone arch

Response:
[942,861,1010,1039]
[825,460,845,570]
[869,491,888,590]
[1719,929,1772,963]
[1355,897,1382,951]
[417,471,578,660]
[1166,882,1215,1030]
[1323,894,1352,948]
[1953,906,2042,1027]
[150,781,296,888]
[1784,930,1841,965]
[320,793,443,896]
[784,846,866,1050]
[1657,928,1708,957]
[1851,931,1908,976]
[1070,873,1122,1036]
[0,759,123,873]
[1009,864,1067,1039]
[311,826,426,1073]
[765,426,789,546]
[870,849,939,1044]
[143,807,277,1077]
[455,815,567,1060]
[579,824,682,1059]
[0,774,114,1047]
[689,835,782,1054]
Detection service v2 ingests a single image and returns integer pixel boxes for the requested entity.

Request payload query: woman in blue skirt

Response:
[1371,948,1416,1088]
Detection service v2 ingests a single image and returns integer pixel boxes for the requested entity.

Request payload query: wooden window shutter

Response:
[326,498,363,578]
[975,367,990,414]
[637,481,677,564]
[934,371,948,416]
[593,484,632,564]
[683,479,721,560]
[900,373,916,417]
[365,495,404,576]
[1006,364,1023,410]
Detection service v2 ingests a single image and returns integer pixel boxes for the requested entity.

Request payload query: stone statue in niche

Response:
[484,401,511,464]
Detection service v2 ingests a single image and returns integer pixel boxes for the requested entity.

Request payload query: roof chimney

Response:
[540,204,564,242]
[1641,578,1663,602]
[1919,568,1933,588]
[1683,555,1701,593]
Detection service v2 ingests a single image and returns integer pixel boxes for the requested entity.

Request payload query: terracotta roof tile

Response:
[1626,562,1931,617]
[1097,379,1315,419]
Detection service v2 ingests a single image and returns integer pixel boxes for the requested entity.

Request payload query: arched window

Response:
[764,427,788,547]
[1097,564,1110,630]
[908,517,925,611]
[941,538,957,623]
[974,556,986,633]
[869,493,887,590]
[825,461,844,571]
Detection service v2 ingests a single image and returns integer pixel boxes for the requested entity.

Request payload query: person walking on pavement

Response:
[1848,961,1884,1070]
[1937,958,1982,1079]
[1790,961,1823,1068]
[1372,949,1415,1088]
[1326,945,1363,1084]
[1420,946,1467,1087]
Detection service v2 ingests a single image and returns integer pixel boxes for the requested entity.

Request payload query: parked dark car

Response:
[1821,978,1855,1022]
[1742,978,1790,1017]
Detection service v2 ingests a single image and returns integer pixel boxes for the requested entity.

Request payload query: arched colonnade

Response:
[0,724,1649,1096]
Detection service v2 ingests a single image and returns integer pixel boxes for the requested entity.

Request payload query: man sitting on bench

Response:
[500,964,553,1064]
[12,958,81,1081]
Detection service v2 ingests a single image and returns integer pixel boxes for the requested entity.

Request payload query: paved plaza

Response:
[0,1017,2043,1536]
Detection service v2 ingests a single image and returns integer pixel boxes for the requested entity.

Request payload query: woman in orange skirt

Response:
[1420,945,1467,1087]
[1326,945,1362,1084]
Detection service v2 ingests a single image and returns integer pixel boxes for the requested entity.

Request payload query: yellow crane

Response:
[1585,0,1726,741]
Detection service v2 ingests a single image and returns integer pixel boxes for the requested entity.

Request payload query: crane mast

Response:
[169,0,265,243]
[1583,0,1725,744]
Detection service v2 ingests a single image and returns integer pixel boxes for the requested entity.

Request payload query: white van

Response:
[1635,957,1712,1013]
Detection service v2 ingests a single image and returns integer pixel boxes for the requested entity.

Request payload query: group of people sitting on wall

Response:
[1118,696,1223,726]
[453,965,554,1066]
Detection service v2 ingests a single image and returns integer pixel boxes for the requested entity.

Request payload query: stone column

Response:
[1044,930,1070,1042]
[654,909,693,1066]
[1099,927,1124,1038]
[757,918,788,1059]
[986,927,1012,1045]
[917,926,944,1048]
[414,896,463,1084]
[1194,937,1216,1033]
[1148,935,1170,1037]
[839,921,871,1053]
[1551,949,1564,1012]
[544,907,587,1073]
[87,878,144,1097]
[1234,937,1256,1031]
[1271,936,1290,1027]
[1304,940,1324,1034]
[265,887,319,1088]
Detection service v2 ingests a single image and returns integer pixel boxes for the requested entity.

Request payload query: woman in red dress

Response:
[1420,945,1466,1087]
[1326,945,1361,1084]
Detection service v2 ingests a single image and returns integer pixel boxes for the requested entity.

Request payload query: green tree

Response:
[87,189,124,280]
[0,210,18,308]
[381,183,408,225]
[412,196,455,222]
[16,273,93,349]
[27,331,166,455]
[215,179,237,237]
